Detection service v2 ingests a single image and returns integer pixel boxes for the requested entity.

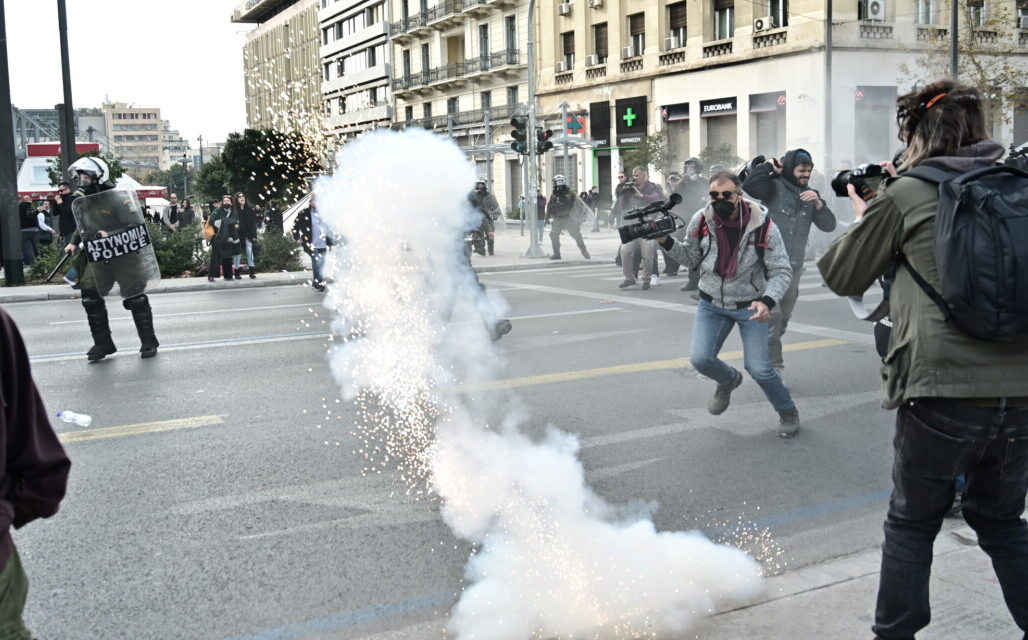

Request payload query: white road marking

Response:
[482,278,876,346]
[48,302,315,325]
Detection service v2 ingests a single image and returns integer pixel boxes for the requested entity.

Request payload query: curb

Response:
[0,258,609,304]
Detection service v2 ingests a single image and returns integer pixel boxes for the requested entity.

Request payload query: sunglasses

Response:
[708,190,736,199]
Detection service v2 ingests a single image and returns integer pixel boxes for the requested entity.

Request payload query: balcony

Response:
[390,11,431,43]
[426,0,464,29]
[915,25,948,40]
[974,28,999,43]
[391,50,522,96]
[659,49,686,65]
[702,39,732,58]
[859,21,894,39]
[585,65,607,79]
[393,104,520,133]
[231,0,294,23]
[753,28,787,49]
[462,0,491,17]
[464,49,524,79]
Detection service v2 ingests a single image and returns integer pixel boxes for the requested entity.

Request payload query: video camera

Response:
[1004,143,1028,171]
[831,163,885,200]
[617,192,683,243]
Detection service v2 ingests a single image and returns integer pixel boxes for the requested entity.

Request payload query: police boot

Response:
[123,294,159,358]
[82,292,117,362]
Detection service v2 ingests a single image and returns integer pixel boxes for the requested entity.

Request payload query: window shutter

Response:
[594,23,608,57]
[563,31,575,55]
[714,0,734,10]
[966,0,983,7]
[669,3,688,28]
[630,13,645,35]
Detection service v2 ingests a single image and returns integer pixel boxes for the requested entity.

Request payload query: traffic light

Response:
[536,127,554,155]
[510,115,528,155]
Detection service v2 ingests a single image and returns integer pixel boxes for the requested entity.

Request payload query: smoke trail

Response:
[319,129,764,639]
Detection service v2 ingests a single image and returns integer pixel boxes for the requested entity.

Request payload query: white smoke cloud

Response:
[318,129,764,639]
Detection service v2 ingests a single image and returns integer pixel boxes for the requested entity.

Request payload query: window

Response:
[628,13,645,54]
[336,59,344,77]
[593,22,608,61]
[1019,4,1028,27]
[322,28,330,45]
[479,24,490,60]
[915,0,934,24]
[421,43,430,72]
[507,86,519,107]
[505,15,517,51]
[770,0,788,27]
[423,102,433,120]
[561,31,575,68]
[324,63,331,81]
[338,97,346,114]
[668,2,687,44]
[334,21,343,39]
[447,97,459,114]
[402,49,412,77]
[714,0,734,40]
[481,90,492,111]
[366,3,382,25]
[968,0,985,26]
[405,105,414,121]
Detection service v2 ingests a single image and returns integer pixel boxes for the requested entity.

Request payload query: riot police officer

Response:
[63,157,161,361]
[545,174,590,260]
[467,177,499,256]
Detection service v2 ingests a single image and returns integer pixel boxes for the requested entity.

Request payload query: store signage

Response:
[589,101,610,146]
[615,96,648,146]
[700,97,737,117]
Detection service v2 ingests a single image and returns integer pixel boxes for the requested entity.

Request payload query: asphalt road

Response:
[5,262,898,639]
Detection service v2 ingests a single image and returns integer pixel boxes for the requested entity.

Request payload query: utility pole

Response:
[197,134,204,168]
[483,110,492,191]
[57,0,76,172]
[824,0,833,175]
[521,157,528,237]
[523,0,544,258]
[560,101,570,184]
[0,3,23,284]
[950,0,959,78]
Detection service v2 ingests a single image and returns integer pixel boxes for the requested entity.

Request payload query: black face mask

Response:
[711,199,736,219]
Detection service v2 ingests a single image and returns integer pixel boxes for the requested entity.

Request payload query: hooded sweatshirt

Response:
[0,308,71,570]
[742,148,837,269]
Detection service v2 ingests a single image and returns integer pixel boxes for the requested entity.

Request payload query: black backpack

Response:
[902,163,1028,341]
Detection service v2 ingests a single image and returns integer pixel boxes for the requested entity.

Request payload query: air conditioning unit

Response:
[622,45,636,58]
[753,16,778,31]
[585,53,600,66]
[588,0,602,7]
[555,60,567,73]
[866,0,886,21]
[663,36,680,50]
[558,3,572,16]
[1020,15,1028,28]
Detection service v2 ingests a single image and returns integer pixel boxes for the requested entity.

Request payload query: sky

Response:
[5,0,255,145]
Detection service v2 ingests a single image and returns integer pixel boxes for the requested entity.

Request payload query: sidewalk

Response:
[0,223,626,304]
[693,521,1020,639]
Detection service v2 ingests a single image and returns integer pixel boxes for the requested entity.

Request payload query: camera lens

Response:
[831,170,852,198]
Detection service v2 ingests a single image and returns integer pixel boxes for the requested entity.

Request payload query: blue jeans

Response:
[233,238,255,268]
[873,399,1028,640]
[311,248,327,287]
[689,298,795,413]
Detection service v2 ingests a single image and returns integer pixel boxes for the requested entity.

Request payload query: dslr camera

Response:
[618,193,683,243]
[832,163,885,200]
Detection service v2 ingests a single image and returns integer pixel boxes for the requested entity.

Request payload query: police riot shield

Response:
[71,189,161,299]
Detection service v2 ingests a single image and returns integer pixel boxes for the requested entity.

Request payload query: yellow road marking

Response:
[58,415,225,443]
[452,338,849,392]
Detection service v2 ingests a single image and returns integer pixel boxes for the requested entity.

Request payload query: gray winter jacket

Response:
[742,152,836,270]
[663,198,793,309]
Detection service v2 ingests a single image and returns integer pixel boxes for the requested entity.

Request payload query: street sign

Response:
[566,115,585,135]
[615,96,647,146]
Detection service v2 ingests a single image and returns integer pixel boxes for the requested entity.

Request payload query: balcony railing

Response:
[392,49,521,92]
[391,11,429,35]
[393,104,521,132]
[392,0,505,35]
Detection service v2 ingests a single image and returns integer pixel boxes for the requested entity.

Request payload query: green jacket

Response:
[817,153,1028,409]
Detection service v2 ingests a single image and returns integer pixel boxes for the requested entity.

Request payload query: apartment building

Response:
[234,0,323,131]
[159,121,192,170]
[388,0,530,211]
[103,102,163,172]
[537,0,1028,198]
[320,0,393,146]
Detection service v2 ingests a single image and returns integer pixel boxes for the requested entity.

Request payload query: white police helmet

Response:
[68,156,111,185]
[553,174,566,187]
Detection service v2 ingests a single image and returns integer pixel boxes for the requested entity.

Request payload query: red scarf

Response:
[712,200,751,279]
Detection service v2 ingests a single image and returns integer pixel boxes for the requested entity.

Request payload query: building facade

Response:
[387,0,530,212]
[234,0,323,131]
[320,0,394,145]
[536,0,1028,201]
[159,121,192,170]
[103,102,163,173]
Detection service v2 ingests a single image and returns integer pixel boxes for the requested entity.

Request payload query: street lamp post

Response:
[0,3,22,284]
[523,0,545,258]
[57,0,76,173]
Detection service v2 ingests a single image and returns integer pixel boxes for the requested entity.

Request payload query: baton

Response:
[45,251,72,283]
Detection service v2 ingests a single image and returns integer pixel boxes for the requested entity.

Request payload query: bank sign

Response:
[615,97,648,146]
[700,97,737,117]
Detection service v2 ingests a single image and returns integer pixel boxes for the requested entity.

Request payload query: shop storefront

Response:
[750,91,786,159]
[701,97,738,154]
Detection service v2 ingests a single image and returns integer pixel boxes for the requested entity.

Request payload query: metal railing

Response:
[392,0,508,34]
[392,103,521,132]
[391,49,521,92]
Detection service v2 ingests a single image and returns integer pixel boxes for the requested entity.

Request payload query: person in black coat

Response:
[207,195,242,282]
[233,192,260,278]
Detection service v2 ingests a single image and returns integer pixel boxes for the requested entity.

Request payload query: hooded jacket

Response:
[742,148,836,269]
[818,140,1028,408]
[662,197,793,309]
[0,308,71,571]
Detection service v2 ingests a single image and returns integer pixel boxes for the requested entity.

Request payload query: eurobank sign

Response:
[700,97,737,117]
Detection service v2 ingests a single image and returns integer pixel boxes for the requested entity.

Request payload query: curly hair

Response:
[896,80,987,169]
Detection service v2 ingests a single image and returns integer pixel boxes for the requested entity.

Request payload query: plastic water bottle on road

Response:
[56,411,92,428]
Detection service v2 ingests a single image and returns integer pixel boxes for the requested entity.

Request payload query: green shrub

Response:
[256,231,303,272]
[146,222,205,277]
[26,242,69,283]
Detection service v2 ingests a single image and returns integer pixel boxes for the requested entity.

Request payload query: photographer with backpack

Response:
[818,80,1028,640]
